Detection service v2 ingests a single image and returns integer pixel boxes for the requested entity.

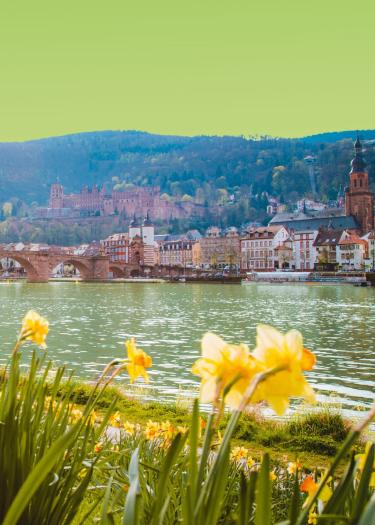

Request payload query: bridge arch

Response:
[109,264,126,278]
[0,254,42,281]
[51,257,94,280]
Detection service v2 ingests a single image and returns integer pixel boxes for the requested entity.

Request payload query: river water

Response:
[0,281,374,418]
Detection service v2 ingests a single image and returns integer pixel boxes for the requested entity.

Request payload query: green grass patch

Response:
[60,379,354,467]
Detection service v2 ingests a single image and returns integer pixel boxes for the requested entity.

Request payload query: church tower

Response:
[129,213,141,240]
[345,137,374,233]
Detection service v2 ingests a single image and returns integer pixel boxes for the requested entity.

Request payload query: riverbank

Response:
[60,379,366,470]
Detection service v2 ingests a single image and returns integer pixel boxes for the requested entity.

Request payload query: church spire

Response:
[350,134,367,174]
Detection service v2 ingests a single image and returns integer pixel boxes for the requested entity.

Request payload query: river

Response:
[0,281,374,419]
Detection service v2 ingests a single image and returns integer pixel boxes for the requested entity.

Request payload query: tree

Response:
[2,202,13,218]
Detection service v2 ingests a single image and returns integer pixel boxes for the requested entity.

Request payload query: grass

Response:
[56,379,357,469]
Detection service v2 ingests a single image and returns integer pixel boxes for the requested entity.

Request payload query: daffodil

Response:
[287,460,302,475]
[192,332,262,409]
[126,338,152,383]
[123,421,136,435]
[20,310,49,348]
[144,420,161,440]
[94,442,103,454]
[269,471,277,481]
[252,325,316,415]
[230,446,249,462]
[300,475,332,505]
[69,406,83,424]
[109,411,122,428]
[307,506,318,525]
[300,475,318,495]
[161,420,176,440]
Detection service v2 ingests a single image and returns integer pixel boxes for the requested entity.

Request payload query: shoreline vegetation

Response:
[0,311,374,524]
[59,380,360,468]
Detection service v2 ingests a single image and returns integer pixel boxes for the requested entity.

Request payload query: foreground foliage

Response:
[0,310,374,524]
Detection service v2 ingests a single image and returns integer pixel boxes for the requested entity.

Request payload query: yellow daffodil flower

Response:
[20,310,49,348]
[308,506,318,525]
[247,456,255,468]
[144,420,161,440]
[300,475,318,495]
[300,475,332,505]
[68,406,83,424]
[123,421,136,435]
[109,411,122,428]
[269,471,277,481]
[94,442,103,454]
[192,332,262,409]
[125,338,152,383]
[252,325,316,415]
[287,460,302,475]
[230,446,249,462]
[161,420,176,440]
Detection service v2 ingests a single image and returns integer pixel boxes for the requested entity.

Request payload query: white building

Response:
[292,230,319,271]
[240,226,289,271]
[336,235,368,270]
[362,231,375,270]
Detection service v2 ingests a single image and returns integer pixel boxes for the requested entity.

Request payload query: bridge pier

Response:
[79,256,110,281]
[26,254,51,283]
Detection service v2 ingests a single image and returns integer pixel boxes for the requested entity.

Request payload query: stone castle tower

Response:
[345,137,374,233]
[50,183,64,209]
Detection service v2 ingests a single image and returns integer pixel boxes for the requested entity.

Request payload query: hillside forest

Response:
[0,130,374,244]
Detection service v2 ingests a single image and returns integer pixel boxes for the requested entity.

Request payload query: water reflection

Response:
[0,281,374,418]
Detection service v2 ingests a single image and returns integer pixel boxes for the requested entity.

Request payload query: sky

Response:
[0,0,374,141]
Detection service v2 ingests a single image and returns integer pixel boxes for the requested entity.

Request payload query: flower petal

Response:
[201,332,225,360]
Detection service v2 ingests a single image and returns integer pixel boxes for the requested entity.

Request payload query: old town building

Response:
[336,234,368,270]
[156,230,201,268]
[101,214,157,267]
[240,226,289,271]
[292,230,319,271]
[313,228,349,269]
[362,231,375,270]
[101,233,129,263]
[199,227,240,269]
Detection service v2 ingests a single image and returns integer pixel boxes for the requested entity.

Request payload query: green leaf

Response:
[2,426,77,525]
[357,494,375,525]
[323,455,356,515]
[123,447,141,525]
[350,444,374,524]
[288,469,301,525]
[255,453,271,525]
[151,432,186,524]
[238,471,257,525]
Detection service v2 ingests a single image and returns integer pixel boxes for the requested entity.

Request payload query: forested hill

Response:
[0,129,375,206]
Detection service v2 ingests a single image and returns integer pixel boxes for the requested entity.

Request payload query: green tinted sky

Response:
[0,0,374,141]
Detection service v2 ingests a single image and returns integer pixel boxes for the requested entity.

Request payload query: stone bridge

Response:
[0,249,112,282]
[0,248,192,282]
